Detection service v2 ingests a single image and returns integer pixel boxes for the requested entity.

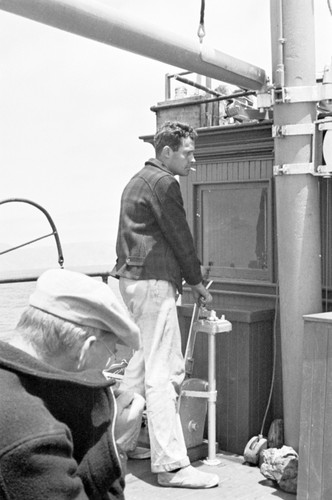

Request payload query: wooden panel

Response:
[178,305,274,455]
[297,315,332,500]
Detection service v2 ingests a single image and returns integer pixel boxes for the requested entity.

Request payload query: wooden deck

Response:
[124,451,295,500]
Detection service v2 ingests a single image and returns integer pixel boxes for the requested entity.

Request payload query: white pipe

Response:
[276,0,285,88]
[0,0,267,90]
[207,333,217,462]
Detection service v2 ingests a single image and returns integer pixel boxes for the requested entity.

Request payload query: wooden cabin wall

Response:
[180,122,276,309]
[177,121,284,451]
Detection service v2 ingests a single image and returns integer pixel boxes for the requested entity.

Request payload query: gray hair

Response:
[16,306,104,361]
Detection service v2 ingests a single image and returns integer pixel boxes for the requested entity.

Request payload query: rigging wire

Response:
[328,0,332,17]
[259,280,279,436]
[197,0,206,43]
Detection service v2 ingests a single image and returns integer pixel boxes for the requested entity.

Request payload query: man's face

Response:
[167,136,196,176]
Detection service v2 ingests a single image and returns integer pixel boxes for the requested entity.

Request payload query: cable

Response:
[197,0,205,43]
[328,0,332,17]
[259,281,279,436]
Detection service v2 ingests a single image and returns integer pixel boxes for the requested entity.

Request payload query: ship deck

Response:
[125,451,295,500]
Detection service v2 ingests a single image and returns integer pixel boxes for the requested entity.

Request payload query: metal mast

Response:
[270,0,322,450]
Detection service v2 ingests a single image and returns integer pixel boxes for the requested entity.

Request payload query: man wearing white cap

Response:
[0,268,141,500]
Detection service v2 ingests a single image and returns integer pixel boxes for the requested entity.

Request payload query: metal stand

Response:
[196,312,232,465]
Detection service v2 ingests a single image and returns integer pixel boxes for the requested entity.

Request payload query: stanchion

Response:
[196,311,232,465]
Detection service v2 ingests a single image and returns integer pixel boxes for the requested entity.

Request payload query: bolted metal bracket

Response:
[276,85,319,104]
[270,82,332,106]
[272,123,315,137]
[273,163,314,176]
[316,165,332,177]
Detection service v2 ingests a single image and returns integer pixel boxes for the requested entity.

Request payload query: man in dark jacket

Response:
[0,268,141,500]
[111,121,219,489]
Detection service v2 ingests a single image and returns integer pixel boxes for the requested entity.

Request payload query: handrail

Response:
[0,198,64,268]
[0,265,114,285]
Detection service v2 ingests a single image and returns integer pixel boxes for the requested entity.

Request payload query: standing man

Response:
[111,121,219,489]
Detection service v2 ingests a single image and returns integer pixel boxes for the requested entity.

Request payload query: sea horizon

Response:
[0,274,123,334]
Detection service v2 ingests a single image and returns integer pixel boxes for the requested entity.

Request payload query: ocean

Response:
[0,282,35,333]
[0,278,124,334]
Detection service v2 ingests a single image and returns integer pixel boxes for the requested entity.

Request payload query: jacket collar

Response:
[145,158,174,176]
[0,340,114,389]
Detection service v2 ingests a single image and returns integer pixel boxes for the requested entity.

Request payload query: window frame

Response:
[194,179,273,282]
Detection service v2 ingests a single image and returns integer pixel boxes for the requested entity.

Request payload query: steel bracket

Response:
[276,85,318,104]
[272,83,332,105]
[272,123,314,137]
[315,165,332,177]
[273,162,314,176]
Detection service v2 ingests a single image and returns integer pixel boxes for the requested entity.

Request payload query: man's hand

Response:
[114,391,145,452]
[190,282,212,307]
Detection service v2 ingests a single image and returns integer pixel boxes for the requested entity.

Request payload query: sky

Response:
[0,0,331,271]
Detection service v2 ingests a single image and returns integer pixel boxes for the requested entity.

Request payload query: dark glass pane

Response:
[201,185,268,271]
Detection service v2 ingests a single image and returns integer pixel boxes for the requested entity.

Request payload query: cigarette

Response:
[190,167,196,172]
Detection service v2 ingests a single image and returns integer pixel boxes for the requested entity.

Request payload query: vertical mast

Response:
[271,0,322,450]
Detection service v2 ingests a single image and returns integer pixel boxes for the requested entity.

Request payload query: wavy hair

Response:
[154,121,197,157]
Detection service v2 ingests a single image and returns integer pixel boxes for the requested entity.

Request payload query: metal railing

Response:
[0,198,114,285]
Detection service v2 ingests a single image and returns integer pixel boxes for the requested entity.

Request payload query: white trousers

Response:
[119,278,190,473]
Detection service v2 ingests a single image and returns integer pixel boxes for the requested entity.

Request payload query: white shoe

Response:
[157,465,219,489]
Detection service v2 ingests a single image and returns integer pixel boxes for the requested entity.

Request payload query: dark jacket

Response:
[111,159,202,293]
[0,341,124,500]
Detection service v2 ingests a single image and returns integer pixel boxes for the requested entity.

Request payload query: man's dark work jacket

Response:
[0,341,124,500]
[111,159,202,293]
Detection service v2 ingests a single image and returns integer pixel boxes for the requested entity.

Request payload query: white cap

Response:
[29,269,140,350]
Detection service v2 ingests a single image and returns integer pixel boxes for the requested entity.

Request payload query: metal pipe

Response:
[207,333,217,463]
[150,89,257,111]
[275,0,285,88]
[271,0,322,451]
[173,74,223,97]
[0,0,267,90]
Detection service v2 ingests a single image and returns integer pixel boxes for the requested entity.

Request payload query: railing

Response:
[0,265,114,285]
[0,198,114,285]
[0,198,64,268]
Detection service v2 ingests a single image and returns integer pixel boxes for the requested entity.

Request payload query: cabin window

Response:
[195,180,272,281]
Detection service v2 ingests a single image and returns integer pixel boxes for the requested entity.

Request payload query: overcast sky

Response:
[0,0,331,270]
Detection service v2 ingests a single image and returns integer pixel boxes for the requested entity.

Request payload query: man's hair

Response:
[16,306,104,362]
[154,121,197,157]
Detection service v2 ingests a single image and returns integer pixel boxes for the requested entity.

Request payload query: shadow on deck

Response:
[124,451,295,500]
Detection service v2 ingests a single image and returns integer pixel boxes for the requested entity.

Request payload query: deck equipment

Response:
[179,286,232,465]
